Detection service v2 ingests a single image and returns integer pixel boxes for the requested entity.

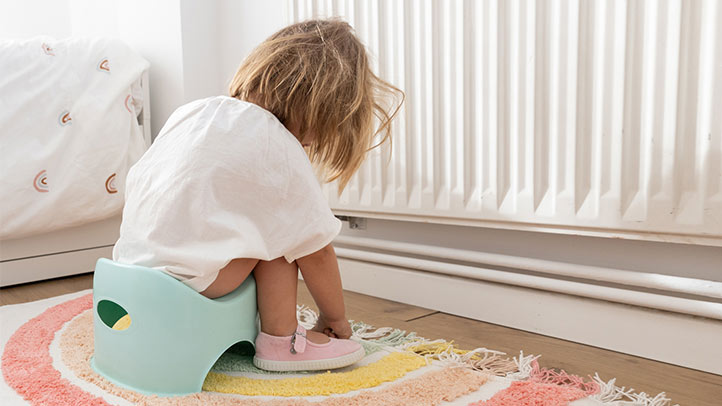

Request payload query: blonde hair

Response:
[229,18,404,195]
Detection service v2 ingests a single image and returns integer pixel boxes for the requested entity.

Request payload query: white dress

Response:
[112,96,342,292]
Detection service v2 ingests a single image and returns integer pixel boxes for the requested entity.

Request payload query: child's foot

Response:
[306,329,331,344]
[253,324,365,372]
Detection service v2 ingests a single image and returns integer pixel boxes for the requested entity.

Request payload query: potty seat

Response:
[91,258,258,396]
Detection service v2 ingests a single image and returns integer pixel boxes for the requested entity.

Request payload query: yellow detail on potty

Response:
[112,314,131,330]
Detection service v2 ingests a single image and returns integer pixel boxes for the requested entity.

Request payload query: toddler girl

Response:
[113,19,403,371]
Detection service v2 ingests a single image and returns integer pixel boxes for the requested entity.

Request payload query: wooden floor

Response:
[1,273,720,406]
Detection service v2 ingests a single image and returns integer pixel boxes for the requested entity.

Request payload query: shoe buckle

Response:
[290,330,306,354]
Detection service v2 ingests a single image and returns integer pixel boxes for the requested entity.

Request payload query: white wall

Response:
[0,0,73,38]
[216,0,287,95]
[0,0,287,138]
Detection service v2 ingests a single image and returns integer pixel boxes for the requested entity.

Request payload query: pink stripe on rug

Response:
[467,380,588,406]
[528,359,600,395]
[1,293,110,406]
[468,359,600,406]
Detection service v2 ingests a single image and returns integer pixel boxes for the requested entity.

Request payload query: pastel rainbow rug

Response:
[1,290,678,406]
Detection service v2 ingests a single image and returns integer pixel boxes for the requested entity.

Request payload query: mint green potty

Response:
[90,258,258,396]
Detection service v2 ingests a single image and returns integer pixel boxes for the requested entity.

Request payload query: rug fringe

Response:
[398,339,523,377]
[296,304,318,329]
[295,305,524,377]
[528,358,600,395]
[296,305,678,405]
[506,351,539,380]
[350,320,421,346]
[295,305,422,347]
[590,373,680,406]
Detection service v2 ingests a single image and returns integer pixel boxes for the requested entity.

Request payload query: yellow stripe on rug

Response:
[202,351,428,396]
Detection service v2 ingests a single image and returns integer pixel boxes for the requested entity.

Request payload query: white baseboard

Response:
[337,257,722,375]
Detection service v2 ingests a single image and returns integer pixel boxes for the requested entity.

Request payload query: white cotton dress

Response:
[112,96,342,292]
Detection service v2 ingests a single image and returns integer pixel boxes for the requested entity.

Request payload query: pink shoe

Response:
[253,324,365,372]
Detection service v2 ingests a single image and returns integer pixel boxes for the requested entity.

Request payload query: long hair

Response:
[229,18,404,195]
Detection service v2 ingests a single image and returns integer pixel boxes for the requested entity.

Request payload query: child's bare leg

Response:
[200,258,259,299]
[295,244,352,339]
[253,257,330,344]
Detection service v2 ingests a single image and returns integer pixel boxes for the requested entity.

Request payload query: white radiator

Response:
[287,0,722,246]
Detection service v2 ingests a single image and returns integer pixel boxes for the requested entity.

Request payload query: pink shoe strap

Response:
[290,324,307,354]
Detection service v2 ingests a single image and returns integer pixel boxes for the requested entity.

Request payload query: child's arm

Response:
[296,243,352,338]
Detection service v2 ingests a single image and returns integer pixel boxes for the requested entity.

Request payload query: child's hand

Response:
[312,312,352,339]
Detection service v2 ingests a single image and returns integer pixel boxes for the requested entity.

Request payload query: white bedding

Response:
[0,37,150,240]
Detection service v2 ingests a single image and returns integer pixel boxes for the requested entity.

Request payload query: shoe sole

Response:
[253,346,366,372]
